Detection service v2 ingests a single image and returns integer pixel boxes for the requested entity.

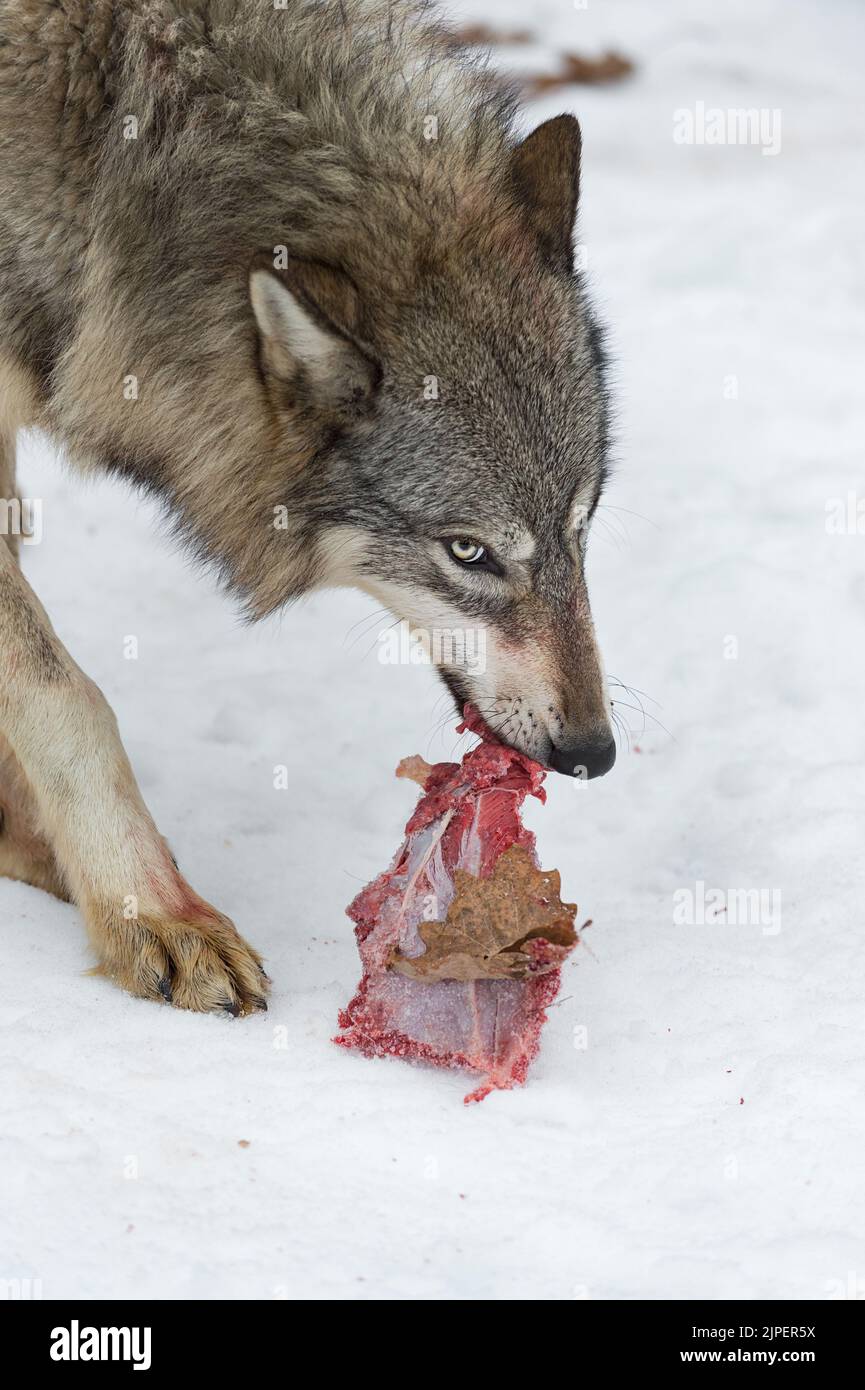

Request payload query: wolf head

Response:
[249,116,615,777]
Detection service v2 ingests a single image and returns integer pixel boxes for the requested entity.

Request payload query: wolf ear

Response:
[249,257,380,417]
[511,114,582,273]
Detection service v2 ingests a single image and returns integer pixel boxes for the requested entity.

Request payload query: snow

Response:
[2,0,864,1301]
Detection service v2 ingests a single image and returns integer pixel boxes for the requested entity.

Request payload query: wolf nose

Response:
[549,736,616,779]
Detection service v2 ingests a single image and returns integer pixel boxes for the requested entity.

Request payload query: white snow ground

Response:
[2,0,864,1302]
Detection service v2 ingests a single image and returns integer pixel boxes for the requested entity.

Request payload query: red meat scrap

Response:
[334,707,581,1102]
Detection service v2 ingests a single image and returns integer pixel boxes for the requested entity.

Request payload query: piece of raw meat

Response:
[334,707,580,1102]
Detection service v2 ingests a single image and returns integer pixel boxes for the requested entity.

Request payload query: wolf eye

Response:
[442,537,504,576]
[450,538,486,565]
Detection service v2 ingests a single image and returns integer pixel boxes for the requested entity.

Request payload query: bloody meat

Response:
[334,707,580,1102]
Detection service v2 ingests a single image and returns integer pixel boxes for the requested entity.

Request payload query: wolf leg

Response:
[0,416,68,895]
[0,732,70,899]
[0,437,268,1014]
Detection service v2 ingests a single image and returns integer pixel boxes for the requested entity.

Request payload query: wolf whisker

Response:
[611,698,674,741]
[610,706,631,751]
[607,674,662,708]
[597,503,659,531]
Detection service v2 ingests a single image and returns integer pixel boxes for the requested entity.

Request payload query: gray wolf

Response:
[0,0,615,1013]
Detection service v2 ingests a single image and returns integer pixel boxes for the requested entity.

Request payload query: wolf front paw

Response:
[89,901,269,1016]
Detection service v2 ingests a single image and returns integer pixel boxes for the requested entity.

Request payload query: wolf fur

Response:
[0,0,614,1012]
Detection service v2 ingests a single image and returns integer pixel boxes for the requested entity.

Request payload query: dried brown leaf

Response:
[525,50,635,96]
[389,845,578,982]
